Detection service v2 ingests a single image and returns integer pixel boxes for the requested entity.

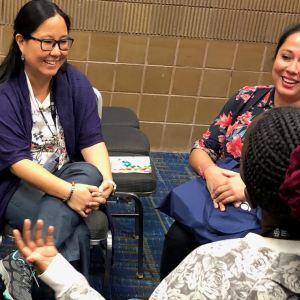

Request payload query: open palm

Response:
[13,219,58,274]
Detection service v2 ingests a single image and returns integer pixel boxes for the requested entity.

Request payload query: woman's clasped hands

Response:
[204,165,246,211]
[67,180,113,217]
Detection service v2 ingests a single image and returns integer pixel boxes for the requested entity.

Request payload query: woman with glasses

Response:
[0,1,115,299]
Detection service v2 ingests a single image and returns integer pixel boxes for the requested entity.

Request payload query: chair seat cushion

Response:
[103,126,150,155]
[102,107,139,128]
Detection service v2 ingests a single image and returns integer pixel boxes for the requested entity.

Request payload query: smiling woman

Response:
[272,25,300,107]
[0,1,114,300]
[158,22,300,281]
[15,14,71,86]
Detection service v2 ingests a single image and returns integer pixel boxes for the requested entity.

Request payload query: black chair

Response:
[110,159,156,278]
[102,106,139,128]
[99,100,156,278]
[84,210,113,297]
[102,125,150,156]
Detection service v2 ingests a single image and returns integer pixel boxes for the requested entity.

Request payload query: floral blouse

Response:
[150,233,300,300]
[193,85,275,161]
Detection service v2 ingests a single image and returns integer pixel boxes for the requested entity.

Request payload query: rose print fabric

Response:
[193,85,275,162]
[150,233,300,299]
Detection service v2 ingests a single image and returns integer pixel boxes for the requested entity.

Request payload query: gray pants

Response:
[5,162,102,280]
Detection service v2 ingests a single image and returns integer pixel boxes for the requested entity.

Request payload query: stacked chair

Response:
[100,102,157,279]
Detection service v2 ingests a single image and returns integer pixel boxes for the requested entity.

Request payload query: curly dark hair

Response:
[242,107,300,217]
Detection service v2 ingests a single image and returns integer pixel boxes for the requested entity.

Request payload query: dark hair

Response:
[242,107,300,220]
[273,23,300,60]
[0,0,71,83]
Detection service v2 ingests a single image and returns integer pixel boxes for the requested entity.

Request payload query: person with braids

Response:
[0,1,115,299]
[151,107,300,299]
[158,22,300,280]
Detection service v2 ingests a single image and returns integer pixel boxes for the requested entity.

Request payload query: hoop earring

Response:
[21,54,24,61]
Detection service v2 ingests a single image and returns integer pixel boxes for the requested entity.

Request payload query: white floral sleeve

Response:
[150,237,300,299]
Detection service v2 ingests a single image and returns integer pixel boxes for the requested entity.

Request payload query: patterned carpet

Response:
[0,152,196,300]
[107,152,196,300]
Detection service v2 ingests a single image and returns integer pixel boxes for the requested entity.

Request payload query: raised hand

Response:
[13,219,58,274]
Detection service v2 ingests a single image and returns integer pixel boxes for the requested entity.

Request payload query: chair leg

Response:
[102,230,113,298]
[111,192,144,279]
[134,200,139,239]
[133,194,144,279]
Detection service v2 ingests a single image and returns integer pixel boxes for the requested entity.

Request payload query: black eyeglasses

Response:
[28,35,74,51]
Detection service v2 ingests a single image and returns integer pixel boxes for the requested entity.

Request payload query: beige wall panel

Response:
[140,122,164,150]
[1,26,12,55]
[68,31,90,61]
[148,36,177,66]
[118,35,148,63]
[200,70,231,98]
[114,64,143,93]
[166,96,197,123]
[87,63,115,92]
[234,43,265,71]
[89,33,118,62]
[229,71,260,96]
[139,95,168,122]
[162,124,192,152]
[172,68,202,96]
[195,98,227,125]
[143,66,172,94]
[205,41,236,69]
[176,39,206,67]
[111,93,140,113]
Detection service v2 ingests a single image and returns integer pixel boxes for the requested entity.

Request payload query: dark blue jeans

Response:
[5,162,102,280]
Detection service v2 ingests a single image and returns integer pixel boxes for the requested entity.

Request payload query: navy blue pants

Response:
[5,162,102,280]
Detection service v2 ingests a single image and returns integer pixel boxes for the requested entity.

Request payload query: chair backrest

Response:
[93,87,103,118]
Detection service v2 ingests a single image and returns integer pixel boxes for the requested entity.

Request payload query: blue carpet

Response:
[108,152,196,300]
[0,152,196,300]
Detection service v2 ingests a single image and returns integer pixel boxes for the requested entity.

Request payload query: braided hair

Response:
[242,107,300,221]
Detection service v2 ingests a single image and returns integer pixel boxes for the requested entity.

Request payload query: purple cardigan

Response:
[0,64,104,228]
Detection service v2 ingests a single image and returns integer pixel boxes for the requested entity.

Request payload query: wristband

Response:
[65,181,75,202]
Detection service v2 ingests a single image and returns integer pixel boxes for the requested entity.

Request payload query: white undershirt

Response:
[25,72,69,168]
